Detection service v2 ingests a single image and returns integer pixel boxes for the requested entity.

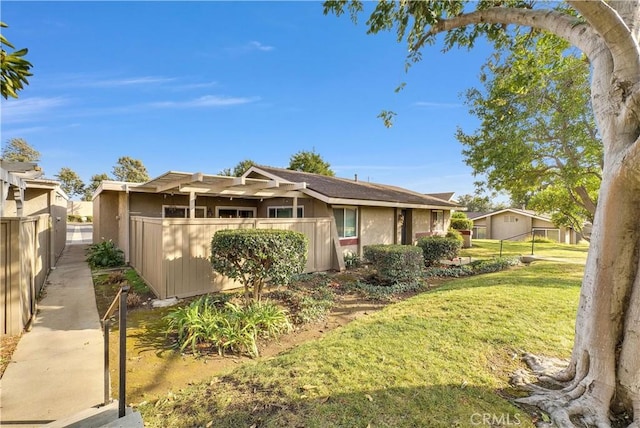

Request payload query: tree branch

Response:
[416,7,601,59]
[568,1,640,83]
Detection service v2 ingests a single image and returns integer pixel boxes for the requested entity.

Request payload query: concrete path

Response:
[66,223,93,246]
[0,243,104,427]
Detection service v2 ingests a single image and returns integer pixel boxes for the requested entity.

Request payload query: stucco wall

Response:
[411,209,432,241]
[93,191,120,245]
[490,212,532,240]
[67,201,93,218]
[360,206,395,248]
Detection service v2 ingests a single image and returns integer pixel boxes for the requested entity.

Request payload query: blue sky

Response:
[1,1,495,199]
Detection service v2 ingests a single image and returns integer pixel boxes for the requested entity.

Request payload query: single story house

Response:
[1,160,68,335]
[93,165,462,299]
[467,208,579,244]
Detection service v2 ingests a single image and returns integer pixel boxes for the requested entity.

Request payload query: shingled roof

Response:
[246,165,462,209]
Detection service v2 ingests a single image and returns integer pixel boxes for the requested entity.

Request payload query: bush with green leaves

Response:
[347,280,429,301]
[85,239,125,269]
[363,244,424,285]
[424,257,520,277]
[164,295,292,358]
[450,212,473,230]
[211,229,308,303]
[446,228,464,243]
[416,236,462,266]
[270,281,335,324]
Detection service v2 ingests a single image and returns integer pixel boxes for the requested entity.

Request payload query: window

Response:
[333,207,357,238]
[163,205,206,218]
[431,210,444,231]
[473,226,487,239]
[504,215,518,223]
[268,206,304,218]
[215,207,256,218]
[533,228,560,242]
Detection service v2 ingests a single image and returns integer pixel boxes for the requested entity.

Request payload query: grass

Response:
[460,239,590,262]
[138,261,583,427]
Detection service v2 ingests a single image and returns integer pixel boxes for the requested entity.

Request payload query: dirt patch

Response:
[0,334,21,379]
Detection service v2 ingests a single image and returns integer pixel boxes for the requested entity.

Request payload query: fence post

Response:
[103,319,110,406]
[118,286,129,418]
[531,229,535,255]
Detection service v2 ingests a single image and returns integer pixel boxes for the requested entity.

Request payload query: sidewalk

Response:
[0,244,104,427]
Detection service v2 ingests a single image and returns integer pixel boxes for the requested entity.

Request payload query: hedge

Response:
[363,244,424,285]
[416,236,462,266]
[211,229,308,302]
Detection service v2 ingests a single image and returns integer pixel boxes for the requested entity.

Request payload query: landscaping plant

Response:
[210,229,308,303]
[363,244,424,285]
[85,239,125,269]
[417,236,462,266]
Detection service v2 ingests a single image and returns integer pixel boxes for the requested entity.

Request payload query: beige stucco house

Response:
[1,161,68,335]
[92,165,462,299]
[467,208,579,244]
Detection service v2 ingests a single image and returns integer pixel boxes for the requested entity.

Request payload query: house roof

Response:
[468,208,551,222]
[246,165,463,210]
[426,192,456,202]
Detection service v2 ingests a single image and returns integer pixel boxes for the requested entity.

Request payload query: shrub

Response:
[85,239,125,269]
[343,251,361,269]
[211,229,308,303]
[164,296,291,358]
[446,228,464,243]
[349,280,429,301]
[271,282,335,324]
[416,236,462,266]
[450,212,473,230]
[363,244,424,285]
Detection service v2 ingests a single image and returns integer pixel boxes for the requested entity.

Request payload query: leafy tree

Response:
[457,33,601,234]
[55,167,85,199]
[1,138,40,162]
[288,149,335,176]
[324,1,640,425]
[1,22,33,99]
[219,159,256,177]
[456,193,505,212]
[112,156,149,183]
[83,173,109,201]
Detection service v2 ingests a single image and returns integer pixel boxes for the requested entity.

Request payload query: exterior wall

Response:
[93,191,121,245]
[67,201,93,218]
[488,212,532,241]
[359,207,395,254]
[412,209,432,241]
[130,216,335,299]
[1,215,52,336]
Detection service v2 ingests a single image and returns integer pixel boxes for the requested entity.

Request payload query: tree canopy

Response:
[112,156,149,183]
[455,193,506,212]
[219,159,256,177]
[288,149,335,176]
[0,22,32,99]
[1,138,40,162]
[457,33,601,233]
[83,173,110,201]
[55,167,85,199]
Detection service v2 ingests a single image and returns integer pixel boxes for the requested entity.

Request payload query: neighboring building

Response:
[467,208,578,244]
[68,201,93,220]
[1,161,68,335]
[93,166,462,298]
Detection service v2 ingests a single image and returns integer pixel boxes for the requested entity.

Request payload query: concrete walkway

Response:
[0,244,104,427]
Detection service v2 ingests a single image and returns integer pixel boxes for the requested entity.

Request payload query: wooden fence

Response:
[1,215,51,336]
[129,216,337,299]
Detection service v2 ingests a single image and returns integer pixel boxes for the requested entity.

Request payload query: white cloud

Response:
[413,101,462,109]
[85,76,176,87]
[148,95,260,109]
[247,41,274,52]
[1,97,69,123]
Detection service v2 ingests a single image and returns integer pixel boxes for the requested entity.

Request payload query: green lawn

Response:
[460,239,590,262]
[138,261,583,427]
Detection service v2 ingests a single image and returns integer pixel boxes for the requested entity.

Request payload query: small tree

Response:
[417,236,462,267]
[450,212,473,231]
[55,167,85,199]
[83,173,109,201]
[219,159,256,177]
[288,149,335,176]
[112,156,149,182]
[1,138,40,162]
[211,229,308,303]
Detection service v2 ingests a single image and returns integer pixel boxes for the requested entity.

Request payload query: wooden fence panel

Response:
[129,217,334,300]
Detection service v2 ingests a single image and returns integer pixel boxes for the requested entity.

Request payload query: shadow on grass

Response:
[141,383,537,428]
